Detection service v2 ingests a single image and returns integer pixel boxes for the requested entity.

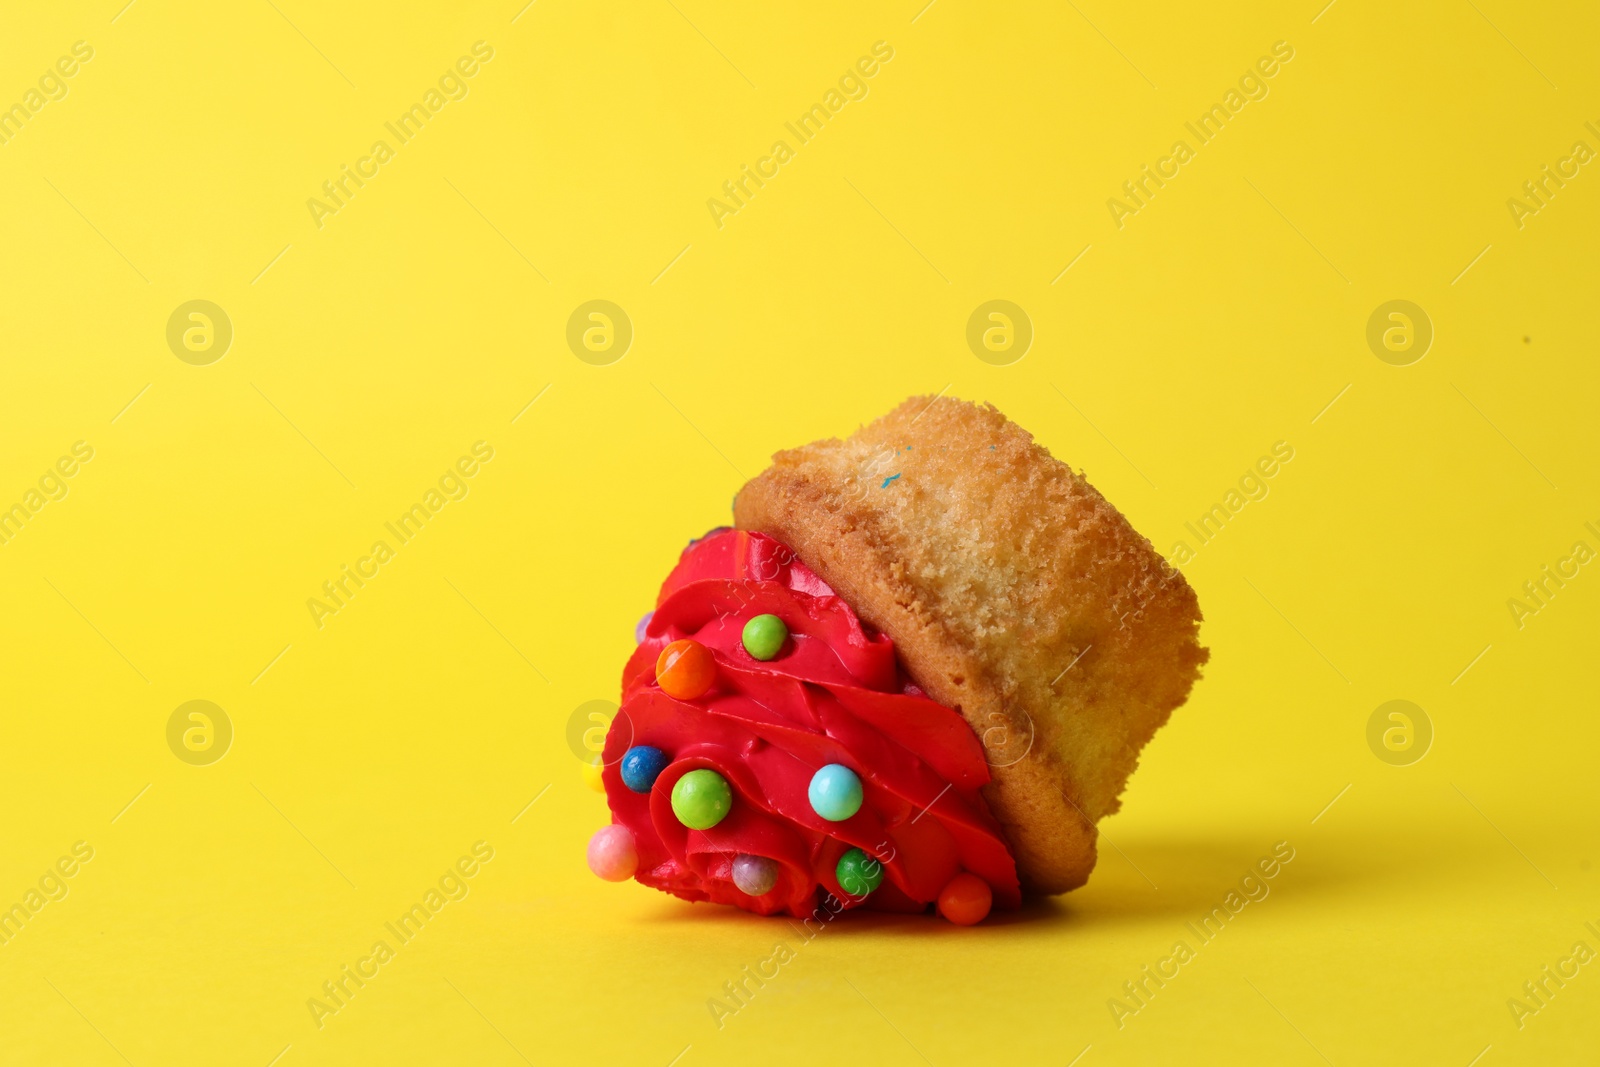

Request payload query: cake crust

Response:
[733,396,1207,894]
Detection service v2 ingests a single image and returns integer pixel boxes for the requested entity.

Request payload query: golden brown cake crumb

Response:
[733,396,1207,894]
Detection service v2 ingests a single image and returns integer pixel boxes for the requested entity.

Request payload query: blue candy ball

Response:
[635,611,654,643]
[620,745,670,794]
[808,763,864,822]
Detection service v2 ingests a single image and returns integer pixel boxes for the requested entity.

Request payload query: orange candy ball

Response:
[655,639,717,700]
[937,872,993,925]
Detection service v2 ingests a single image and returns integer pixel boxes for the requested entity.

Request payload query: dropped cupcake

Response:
[587,397,1207,922]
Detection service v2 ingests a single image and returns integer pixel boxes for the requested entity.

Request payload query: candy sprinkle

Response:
[671,768,733,829]
[741,614,788,661]
[656,639,716,700]
[620,745,669,794]
[731,854,779,896]
[587,825,637,882]
[808,764,864,822]
[936,872,993,925]
[836,848,884,897]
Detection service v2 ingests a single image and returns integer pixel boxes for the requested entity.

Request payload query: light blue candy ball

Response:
[808,763,863,822]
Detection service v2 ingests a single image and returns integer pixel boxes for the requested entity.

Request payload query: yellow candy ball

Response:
[581,755,605,792]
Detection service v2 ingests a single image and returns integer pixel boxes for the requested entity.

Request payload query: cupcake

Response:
[587,396,1206,922]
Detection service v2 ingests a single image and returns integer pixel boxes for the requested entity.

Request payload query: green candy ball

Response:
[835,847,885,897]
[741,614,788,661]
[671,768,733,830]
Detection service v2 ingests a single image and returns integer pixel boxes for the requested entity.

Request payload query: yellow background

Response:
[2,0,1597,1063]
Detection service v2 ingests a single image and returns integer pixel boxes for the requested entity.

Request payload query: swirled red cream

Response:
[594,528,1020,919]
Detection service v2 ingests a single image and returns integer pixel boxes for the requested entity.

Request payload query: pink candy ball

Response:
[587,824,638,882]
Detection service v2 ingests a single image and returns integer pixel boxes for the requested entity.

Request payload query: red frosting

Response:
[602,528,1021,918]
